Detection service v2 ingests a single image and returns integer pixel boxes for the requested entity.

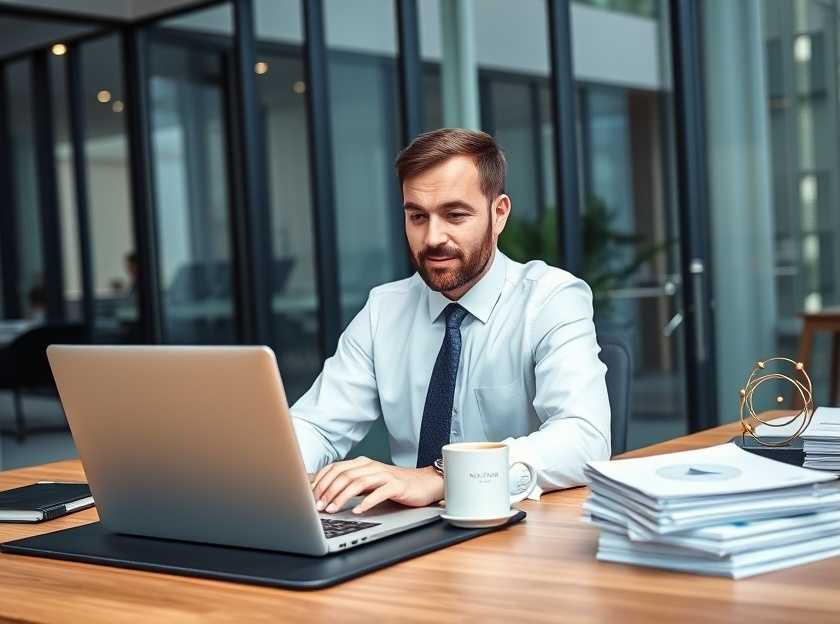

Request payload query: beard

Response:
[411,221,495,293]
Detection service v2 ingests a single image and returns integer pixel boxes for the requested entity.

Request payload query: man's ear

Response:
[493,194,512,236]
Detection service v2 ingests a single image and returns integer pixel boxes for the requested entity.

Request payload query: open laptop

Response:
[46,345,441,556]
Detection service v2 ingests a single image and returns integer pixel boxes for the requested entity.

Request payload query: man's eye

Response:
[409,213,427,223]
[449,213,467,220]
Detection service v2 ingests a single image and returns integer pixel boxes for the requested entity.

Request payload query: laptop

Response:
[46,345,441,556]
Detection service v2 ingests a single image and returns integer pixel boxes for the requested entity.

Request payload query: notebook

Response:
[0,482,93,522]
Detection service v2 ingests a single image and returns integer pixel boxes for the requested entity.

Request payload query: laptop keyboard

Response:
[320,518,381,539]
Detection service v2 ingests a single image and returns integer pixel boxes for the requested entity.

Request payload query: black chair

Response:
[0,323,88,440]
[598,334,632,456]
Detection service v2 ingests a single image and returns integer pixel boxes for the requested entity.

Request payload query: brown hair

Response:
[395,128,507,201]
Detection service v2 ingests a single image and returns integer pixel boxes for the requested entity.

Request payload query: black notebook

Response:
[0,483,93,523]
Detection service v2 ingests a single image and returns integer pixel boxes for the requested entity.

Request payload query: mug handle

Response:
[509,461,538,504]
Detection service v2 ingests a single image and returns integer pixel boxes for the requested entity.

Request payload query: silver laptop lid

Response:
[47,345,330,555]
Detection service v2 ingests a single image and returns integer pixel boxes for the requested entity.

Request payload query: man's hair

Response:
[395,128,507,201]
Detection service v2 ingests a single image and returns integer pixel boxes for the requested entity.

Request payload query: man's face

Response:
[402,156,510,297]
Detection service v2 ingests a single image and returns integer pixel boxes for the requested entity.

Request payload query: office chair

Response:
[0,322,87,440]
[598,334,632,456]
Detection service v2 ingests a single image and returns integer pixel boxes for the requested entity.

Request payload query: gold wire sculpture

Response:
[739,357,815,447]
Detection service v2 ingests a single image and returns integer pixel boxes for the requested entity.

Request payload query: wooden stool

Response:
[796,307,840,406]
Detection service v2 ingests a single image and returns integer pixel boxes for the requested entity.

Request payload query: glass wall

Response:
[151,5,236,345]
[6,59,44,320]
[255,0,322,403]
[704,0,840,413]
[78,34,138,342]
[324,0,405,325]
[3,0,799,458]
[50,51,83,322]
[573,2,686,445]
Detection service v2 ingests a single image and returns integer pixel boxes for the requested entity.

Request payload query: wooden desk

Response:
[0,422,838,623]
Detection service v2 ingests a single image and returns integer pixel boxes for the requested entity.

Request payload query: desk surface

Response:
[0,420,838,623]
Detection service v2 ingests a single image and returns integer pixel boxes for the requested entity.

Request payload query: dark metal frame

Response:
[547,0,582,275]
[0,62,21,319]
[231,0,273,345]
[396,0,422,147]
[669,0,717,432]
[393,0,422,278]
[31,50,66,321]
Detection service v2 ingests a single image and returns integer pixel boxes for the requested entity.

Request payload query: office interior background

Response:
[0,0,836,469]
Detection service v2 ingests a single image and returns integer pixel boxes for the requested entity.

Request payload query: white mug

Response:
[442,442,537,519]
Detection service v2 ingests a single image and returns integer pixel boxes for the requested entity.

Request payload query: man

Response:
[292,128,610,516]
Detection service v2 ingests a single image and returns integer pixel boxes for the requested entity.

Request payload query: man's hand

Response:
[311,456,444,515]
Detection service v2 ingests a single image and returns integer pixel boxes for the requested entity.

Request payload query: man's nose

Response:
[424,216,448,247]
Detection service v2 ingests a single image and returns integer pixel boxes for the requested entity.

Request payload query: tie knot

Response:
[444,303,468,329]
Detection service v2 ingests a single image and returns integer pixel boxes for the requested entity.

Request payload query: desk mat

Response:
[0,512,525,590]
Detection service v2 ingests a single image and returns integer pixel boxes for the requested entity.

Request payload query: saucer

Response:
[439,508,519,529]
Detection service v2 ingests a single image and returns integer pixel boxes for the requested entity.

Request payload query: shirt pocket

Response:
[474,379,532,441]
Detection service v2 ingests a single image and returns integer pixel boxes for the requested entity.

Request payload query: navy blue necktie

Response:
[416,303,469,468]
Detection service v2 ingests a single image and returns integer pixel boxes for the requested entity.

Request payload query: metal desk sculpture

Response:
[734,357,815,465]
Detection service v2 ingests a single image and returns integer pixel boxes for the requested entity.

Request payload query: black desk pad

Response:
[0,512,526,590]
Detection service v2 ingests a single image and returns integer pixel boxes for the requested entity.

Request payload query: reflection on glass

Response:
[488,78,557,264]
[578,82,685,447]
[255,45,322,404]
[324,0,405,325]
[706,0,840,406]
[6,60,45,320]
[148,35,235,345]
[574,0,657,18]
[79,34,137,341]
[50,53,83,322]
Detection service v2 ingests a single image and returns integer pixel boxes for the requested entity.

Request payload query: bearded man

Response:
[292,128,611,515]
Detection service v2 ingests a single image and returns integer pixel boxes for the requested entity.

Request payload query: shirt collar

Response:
[426,249,507,325]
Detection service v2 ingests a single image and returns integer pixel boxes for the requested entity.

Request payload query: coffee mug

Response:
[442,442,537,519]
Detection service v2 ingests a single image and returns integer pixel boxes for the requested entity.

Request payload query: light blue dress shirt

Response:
[291,249,611,498]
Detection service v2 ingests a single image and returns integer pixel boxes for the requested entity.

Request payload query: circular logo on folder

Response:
[655,464,742,482]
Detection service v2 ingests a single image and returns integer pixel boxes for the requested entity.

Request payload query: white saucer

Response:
[439,508,519,528]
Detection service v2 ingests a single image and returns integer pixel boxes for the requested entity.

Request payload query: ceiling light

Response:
[292,81,306,94]
[112,100,124,113]
[255,61,269,75]
[51,43,67,56]
[97,90,112,104]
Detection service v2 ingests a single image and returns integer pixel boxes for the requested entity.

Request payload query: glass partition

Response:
[147,24,236,345]
[324,0,405,325]
[50,52,83,322]
[78,34,138,342]
[255,0,323,402]
[6,59,44,321]
[704,0,840,411]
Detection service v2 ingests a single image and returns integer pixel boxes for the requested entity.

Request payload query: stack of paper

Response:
[803,408,840,473]
[583,442,840,578]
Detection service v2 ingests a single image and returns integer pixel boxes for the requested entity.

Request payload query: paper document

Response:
[586,443,836,501]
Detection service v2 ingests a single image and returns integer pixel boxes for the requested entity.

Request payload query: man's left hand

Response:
[310,456,444,515]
